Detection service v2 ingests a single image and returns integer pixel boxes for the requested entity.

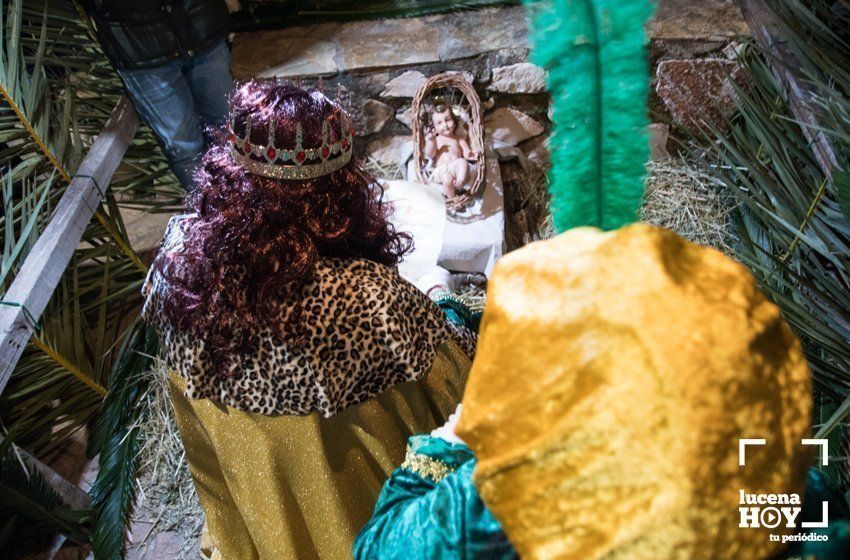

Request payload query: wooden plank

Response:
[735,0,840,179]
[0,433,94,512]
[0,97,139,395]
[19,447,93,511]
[1,441,96,558]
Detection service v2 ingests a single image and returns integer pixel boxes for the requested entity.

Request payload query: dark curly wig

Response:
[151,82,412,375]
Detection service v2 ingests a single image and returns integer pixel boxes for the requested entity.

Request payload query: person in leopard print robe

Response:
[142,82,477,560]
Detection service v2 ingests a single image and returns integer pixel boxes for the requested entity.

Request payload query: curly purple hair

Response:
[151,82,412,376]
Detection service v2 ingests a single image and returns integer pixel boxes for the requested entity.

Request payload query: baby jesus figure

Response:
[423,104,480,200]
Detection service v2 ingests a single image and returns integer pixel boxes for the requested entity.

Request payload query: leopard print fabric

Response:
[142,216,473,418]
[444,321,477,359]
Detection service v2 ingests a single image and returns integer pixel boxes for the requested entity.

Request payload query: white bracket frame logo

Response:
[738,438,830,529]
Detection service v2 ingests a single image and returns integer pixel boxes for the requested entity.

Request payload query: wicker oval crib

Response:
[411,73,485,212]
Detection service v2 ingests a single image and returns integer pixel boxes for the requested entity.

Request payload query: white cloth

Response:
[416,266,453,296]
[381,179,448,289]
[409,141,505,276]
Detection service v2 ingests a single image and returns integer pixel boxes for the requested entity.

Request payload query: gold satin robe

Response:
[143,218,474,559]
[170,339,469,560]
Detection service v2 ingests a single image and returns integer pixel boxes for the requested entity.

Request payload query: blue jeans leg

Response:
[118,63,205,190]
[187,40,235,137]
[119,42,234,191]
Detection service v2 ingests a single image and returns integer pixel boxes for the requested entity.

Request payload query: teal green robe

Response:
[355,435,849,560]
[353,435,517,560]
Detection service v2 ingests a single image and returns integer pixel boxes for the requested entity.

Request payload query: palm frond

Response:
[0,515,15,550]
[0,0,172,457]
[837,170,850,222]
[706,47,850,400]
[0,444,92,545]
[89,321,158,560]
[0,0,183,552]
[698,0,850,485]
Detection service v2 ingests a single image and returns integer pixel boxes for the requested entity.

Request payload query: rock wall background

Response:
[226,0,750,248]
[126,1,751,253]
[231,7,548,160]
[231,5,555,248]
[649,0,750,142]
[230,0,750,155]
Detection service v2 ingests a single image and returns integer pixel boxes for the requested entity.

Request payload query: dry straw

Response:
[130,359,203,559]
[641,158,737,252]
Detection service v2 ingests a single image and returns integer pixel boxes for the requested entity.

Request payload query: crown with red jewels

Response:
[228,111,354,180]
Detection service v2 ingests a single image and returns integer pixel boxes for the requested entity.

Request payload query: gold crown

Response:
[229,112,354,180]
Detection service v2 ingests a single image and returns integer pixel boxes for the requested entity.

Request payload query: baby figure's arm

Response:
[423,128,438,159]
[460,138,478,160]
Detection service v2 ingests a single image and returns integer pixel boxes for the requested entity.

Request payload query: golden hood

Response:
[456,224,812,560]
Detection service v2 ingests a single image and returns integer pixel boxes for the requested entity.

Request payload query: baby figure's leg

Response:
[451,159,469,190]
[441,171,457,199]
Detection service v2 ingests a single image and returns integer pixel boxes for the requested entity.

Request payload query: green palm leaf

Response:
[835,171,850,222]
[0,0,184,554]
[89,321,158,560]
[0,444,92,545]
[0,0,169,457]
[699,0,850,485]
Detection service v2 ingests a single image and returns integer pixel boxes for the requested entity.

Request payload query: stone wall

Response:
[230,1,750,157]
[231,6,549,167]
[231,6,553,248]
[125,1,751,252]
[229,1,749,247]
[648,0,749,144]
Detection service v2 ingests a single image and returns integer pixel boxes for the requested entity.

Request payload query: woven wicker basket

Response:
[411,73,484,211]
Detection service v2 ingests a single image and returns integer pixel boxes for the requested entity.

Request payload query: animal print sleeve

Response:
[445,321,477,360]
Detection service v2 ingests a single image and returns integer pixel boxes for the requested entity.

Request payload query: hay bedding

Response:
[132,157,734,556]
[641,158,737,252]
[129,359,203,560]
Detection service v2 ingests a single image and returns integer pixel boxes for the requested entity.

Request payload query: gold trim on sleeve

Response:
[400,445,456,484]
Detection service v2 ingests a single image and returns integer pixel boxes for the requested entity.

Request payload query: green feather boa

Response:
[524,0,654,232]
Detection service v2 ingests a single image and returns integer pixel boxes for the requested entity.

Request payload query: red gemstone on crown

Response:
[243,141,251,153]
[321,147,330,159]
[341,139,350,150]
[296,151,306,163]
[229,133,235,143]
[267,146,276,159]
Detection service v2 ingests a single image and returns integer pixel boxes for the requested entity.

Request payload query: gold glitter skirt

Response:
[170,340,470,560]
